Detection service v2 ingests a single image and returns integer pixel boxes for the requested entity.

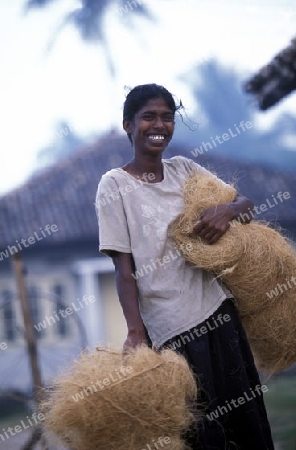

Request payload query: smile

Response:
[148,135,166,141]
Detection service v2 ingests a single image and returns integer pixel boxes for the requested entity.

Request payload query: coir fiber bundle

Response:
[39,346,198,450]
[170,172,296,375]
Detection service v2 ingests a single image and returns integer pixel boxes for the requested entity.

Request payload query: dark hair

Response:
[123,83,183,144]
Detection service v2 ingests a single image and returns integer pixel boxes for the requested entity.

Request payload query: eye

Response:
[163,114,174,122]
[142,114,155,121]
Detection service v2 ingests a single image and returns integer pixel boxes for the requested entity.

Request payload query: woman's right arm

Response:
[111,251,148,351]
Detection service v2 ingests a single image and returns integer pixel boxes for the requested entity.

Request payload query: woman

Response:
[95,84,274,449]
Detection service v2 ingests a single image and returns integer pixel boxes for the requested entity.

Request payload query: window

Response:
[53,284,69,337]
[27,285,44,339]
[2,290,15,341]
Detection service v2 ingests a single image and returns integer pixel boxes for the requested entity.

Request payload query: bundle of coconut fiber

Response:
[170,172,296,375]
[39,346,198,450]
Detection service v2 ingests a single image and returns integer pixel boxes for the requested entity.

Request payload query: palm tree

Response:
[24,0,153,75]
[25,0,151,39]
[176,60,296,170]
[25,0,155,167]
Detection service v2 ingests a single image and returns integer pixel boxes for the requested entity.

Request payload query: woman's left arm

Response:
[192,195,254,245]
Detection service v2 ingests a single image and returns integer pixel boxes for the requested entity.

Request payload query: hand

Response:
[123,328,148,353]
[192,204,235,244]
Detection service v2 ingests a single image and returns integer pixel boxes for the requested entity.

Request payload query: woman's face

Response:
[123,97,175,155]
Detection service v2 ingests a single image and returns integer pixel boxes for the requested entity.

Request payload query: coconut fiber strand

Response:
[39,346,198,450]
[170,172,296,375]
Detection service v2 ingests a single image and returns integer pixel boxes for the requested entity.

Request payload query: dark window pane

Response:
[27,286,43,338]
[2,290,15,341]
[53,285,68,337]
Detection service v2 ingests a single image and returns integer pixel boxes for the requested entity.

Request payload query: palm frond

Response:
[24,0,59,12]
[65,0,107,42]
[244,37,296,110]
[24,0,154,76]
[25,0,153,41]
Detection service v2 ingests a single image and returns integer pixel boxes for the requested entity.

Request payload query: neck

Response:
[130,155,163,181]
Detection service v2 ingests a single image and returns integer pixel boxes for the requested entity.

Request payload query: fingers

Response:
[201,230,222,244]
[192,218,218,238]
[192,204,233,244]
[192,216,229,244]
[123,337,148,354]
[122,346,132,355]
[192,219,202,234]
[207,232,223,245]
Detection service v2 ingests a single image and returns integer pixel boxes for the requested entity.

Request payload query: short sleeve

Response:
[95,174,131,256]
[177,156,230,188]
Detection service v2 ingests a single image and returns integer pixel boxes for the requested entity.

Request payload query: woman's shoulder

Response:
[99,167,127,184]
[96,168,124,193]
[164,155,193,165]
[163,155,204,173]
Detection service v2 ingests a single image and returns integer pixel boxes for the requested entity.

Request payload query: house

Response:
[0,131,295,392]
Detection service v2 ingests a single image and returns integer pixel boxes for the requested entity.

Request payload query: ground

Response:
[1,373,295,450]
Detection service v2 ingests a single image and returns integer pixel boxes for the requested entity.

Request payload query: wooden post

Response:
[11,253,42,394]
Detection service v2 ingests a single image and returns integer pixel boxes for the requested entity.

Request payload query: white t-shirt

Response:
[96,155,232,348]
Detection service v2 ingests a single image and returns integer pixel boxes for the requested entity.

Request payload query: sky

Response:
[1,0,296,195]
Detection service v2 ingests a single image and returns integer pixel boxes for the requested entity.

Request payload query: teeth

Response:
[149,135,165,140]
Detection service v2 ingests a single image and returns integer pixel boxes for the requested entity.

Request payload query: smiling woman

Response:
[122,84,181,145]
[122,97,175,181]
[95,83,275,449]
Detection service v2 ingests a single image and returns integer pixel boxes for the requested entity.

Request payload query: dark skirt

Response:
[161,299,275,450]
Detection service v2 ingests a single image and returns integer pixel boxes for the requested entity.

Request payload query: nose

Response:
[153,115,165,129]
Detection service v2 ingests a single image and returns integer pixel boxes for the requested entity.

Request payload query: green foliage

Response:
[264,374,296,450]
